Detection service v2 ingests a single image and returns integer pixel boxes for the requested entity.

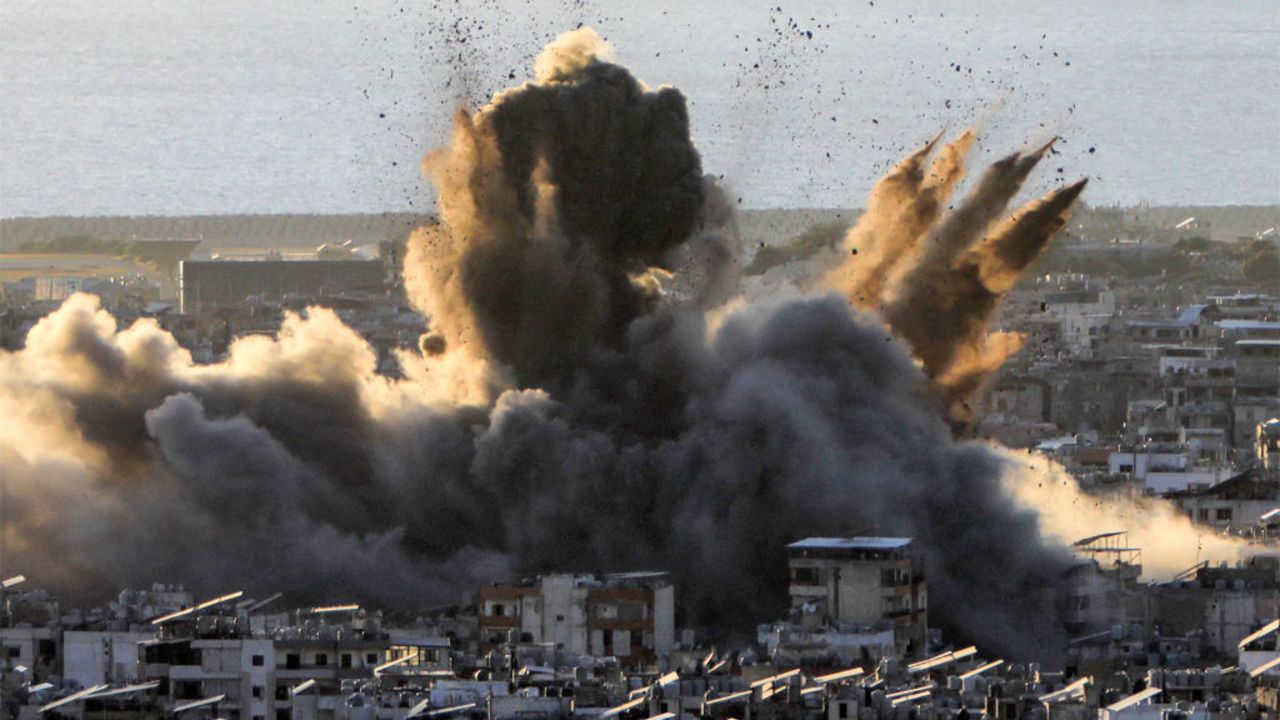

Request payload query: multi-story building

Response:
[786,537,927,658]
[1171,467,1280,530]
[1039,284,1117,359]
[476,572,675,666]
[1235,340,1280,395]
[33,276,96,302]
[1259,419,1280,475]
[178,260,385,314]
[136,603,451,720]
[62,630,154,687]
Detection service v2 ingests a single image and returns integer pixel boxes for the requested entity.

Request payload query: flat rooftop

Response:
[788,537,912,550]
[1218,320,1280,330]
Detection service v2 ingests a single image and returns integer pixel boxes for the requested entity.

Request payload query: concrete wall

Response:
[653,585,675,657]
[1181,498,1277,527]
[534,575,589,655]
[62,630,151,687]
[239,638,274,720]
[179,260,384,313]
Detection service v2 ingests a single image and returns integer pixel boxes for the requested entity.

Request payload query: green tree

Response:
[1242,250,1280,284]
[1172,236,1211,254]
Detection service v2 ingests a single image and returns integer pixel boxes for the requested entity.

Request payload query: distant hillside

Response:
[0,213,436,252]
[736,208,860,250]
[1,206,1274,256]
[1081,205,1280,241]
[0,209,864,255]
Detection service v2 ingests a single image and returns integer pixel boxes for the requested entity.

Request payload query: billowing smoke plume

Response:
[405,28,733,392]
[0,28,1245,661]
[1001,452,1251,578]
[824,133,1086,421]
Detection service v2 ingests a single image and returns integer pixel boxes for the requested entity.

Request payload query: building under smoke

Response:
[179,260,385,313]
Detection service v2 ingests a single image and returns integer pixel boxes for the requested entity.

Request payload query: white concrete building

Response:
[477,572,675,666]
[786,537,927,657]
[62,630,153,687]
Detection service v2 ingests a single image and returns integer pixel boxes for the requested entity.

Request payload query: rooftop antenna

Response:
[1073,531,1142,568]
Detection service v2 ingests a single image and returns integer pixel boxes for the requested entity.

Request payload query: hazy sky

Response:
[2,0,1277,217]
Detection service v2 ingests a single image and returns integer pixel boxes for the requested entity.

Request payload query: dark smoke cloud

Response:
[2,28,1103,660]
[0,291,1070,657]
[406,28,728,390]
[0,301,509,607]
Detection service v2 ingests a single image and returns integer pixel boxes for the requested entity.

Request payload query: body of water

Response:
[1,0,1277,217]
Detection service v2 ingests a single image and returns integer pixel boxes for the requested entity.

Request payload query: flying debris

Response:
[0,26,1241,665]
[821,132,1087,423]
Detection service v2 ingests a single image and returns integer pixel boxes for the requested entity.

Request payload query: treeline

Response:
[0,213,436,251]
[1031,237,1279,284]
[15,235,148,255]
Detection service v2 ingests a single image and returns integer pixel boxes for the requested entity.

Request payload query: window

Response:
[881,567,911,587]
[275,686,289,701]
[341,653,352,669]
[492,603,506,617]
[251,654,265,667]
[1198,509,1209,522]
[286,653,301,670]
[252,686,263,699]
[366,653,378,664]
[839,702,849,719]
[5,647,18,658]
[315,653,328,667]
[253,716,264,720]
[791,566,823,586]
[1216,508,1233,521]
[276,710,291,720]
[556,615,565,622]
